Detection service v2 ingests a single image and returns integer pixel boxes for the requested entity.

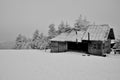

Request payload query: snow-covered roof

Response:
[82,25,110,41]
[65,30,85,42]
[51,30,85,42]
[51,25,114,42]
[50,32,69,42]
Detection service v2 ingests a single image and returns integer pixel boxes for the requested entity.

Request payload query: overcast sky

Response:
[0,0,120,42]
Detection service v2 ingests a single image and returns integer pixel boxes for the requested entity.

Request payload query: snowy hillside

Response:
[0,50,120,80]
[0,41,15,49]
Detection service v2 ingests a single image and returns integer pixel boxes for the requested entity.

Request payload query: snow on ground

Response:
[0,50,120,80]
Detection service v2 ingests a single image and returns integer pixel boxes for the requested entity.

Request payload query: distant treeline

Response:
[15,15,90,50]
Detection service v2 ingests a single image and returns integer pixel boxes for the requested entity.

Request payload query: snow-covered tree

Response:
[57,21,72,34]
[31,29,49,50]
[39,33,44,39]
[33,30,40,41]
[48,24,56,39]
[64,22,72,32]
[24,38,32,49]
[15,34,28,49]
[37,33,45,49]
[57,21,65,34]
[74,15,89,31]
[31,30,40,49]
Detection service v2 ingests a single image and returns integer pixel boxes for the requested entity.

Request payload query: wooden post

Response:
[76,30,78,43]
[58,42,59,52]
[87,32,90,53]
[88,32,90,41]
[76,31,77,35]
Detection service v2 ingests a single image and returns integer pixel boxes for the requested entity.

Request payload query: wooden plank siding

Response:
[88,41,103,55]
[51,41,67,52]
[51,41,59,52]
[88,40,111,55]
[102,39,111,54]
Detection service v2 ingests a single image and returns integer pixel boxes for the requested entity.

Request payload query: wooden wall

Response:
[88,40,111,55]
[88,41,103,55]
[51,40,111,55]
[51,41,59,52]
[51,41,67,52]
[103,40,111,54]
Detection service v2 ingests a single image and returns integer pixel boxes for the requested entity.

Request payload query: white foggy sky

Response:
[0,0,120,42]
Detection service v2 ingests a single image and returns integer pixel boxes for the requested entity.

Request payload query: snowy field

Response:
[0,50,120,80]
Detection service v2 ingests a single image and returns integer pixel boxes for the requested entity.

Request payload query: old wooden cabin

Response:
[50,25,115,55]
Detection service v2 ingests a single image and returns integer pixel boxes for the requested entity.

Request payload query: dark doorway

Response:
[111,43,115,48]
[67,42,88,52]
[67,42,78,51]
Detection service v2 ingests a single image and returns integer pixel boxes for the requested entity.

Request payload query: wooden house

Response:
[50,25,115,56]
